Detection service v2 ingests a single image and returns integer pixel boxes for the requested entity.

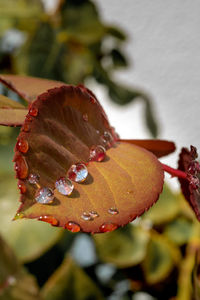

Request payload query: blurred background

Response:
[0,1,200,300]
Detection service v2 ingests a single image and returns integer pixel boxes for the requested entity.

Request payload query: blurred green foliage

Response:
[0,0,158,137]
[0,1,200,300]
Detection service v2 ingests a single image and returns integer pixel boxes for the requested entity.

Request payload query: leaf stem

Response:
[162,163,187,180]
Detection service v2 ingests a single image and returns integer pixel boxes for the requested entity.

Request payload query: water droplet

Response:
[81,212,94,221]
[187,174,200,190]
[26,115,33,122]
[28,173,40,185]
[89,211,99,218]
[99,223,118,233]
[15,155,28,179]
[13,212,24,220]
[101,131,113,148]
[55,177,74,195]
[65,221,80,232]
[89,145,106,162]
[16,138,29,153]
[83,113,88,121]
[108,208,119,215]
[89,96,96,104]
[23,123,30,132]
[18,181,26,194]
[29,106,38,117]
[188,160,200,175]
[96,130,100,135]
[35,187,54,204]
[127,190,133,194]
[67,163,88,183]
[38,215,58,226]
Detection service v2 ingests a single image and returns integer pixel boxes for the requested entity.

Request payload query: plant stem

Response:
[162,163,187,180]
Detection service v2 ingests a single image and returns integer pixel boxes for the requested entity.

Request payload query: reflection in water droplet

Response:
[81,212,93,221]
[35,187,54,204]
[89,211,99,218]
[187,174,200,190]
[14,212,24,220]
[29,106,38,117]
[16,138,29,153]
[108,208,119,215]
[65,221,81,232]
[28,173,40,184]
[23,123,30,132]
[15,155,28,179]
[67,163,88,183]
[18,181,26,194]
[89,145,106,162]
[82,113,88,121]
[188,160,200,175]
[55,177,74,195]
[89,96,96,104]
[38,215,58,226]
[100,223,118,233]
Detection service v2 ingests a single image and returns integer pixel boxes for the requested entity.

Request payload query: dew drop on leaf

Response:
[99,223,118,233]
[82,113,88,122]
[89,211,99,218]
[67,163,88,183]
[29,106,38,117]
[81,212,94,221]
[16,138,29,153]
[65,221,81,233]
[22,123,30,132]
[89,145,106,162]
[188,161,200,175]
[108,208,119,215]
[35,187,54,204]
[14,155,28,179]
[55,177,74,196]
[187,174,200,190]
[18,181,26,194]
[38,215,59,226]
[28,173,40,185]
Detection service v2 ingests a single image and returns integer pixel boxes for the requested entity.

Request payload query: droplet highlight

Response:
[89,211,99,218]
[67,163,88,183]
[29,106,38,117]
[188,160,200,175]
[81,212,93,221]
[18,181,26,194]
[23,123,30,132]
[16,138,29,153]
[35,187,54,204]
[38,215,58,226]
[28,173,40,185]
[187,175,200,190]
[65,221,80,232]
[89,145,106,162]
[108,208,119,215]
[15,155,28,179]
[99,223,118,233]
[55,177,74,196]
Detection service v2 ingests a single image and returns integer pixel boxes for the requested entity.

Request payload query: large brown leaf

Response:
[0,74,65,102]
[13,85,164,233]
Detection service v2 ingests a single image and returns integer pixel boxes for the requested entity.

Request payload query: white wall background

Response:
[44,0,200,188]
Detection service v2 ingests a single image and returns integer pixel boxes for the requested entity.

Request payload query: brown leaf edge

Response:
[119,139,176,158]
[178,146,200,220]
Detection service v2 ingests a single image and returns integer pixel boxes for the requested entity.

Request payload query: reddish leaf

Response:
[178,146,200,220]
[13,85,164,233]
[119,139,176,158]
[0,74,65,102]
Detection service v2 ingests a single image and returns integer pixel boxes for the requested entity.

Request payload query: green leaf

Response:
[94,225,150,268]
[0,174,63,263]
[0,235,41,300]
[142,233,181,284]
[106,26,127,41]
[41,256,104,300]
[164,217,193,246]
[110,49,128,68]
[143,184,180,225]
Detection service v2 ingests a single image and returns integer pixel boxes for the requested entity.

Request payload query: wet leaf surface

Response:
[0,174,62,263]
[41,256,104,300]
[0,74,65,102]
[94,225,150,268]
[13,84,164,233]
[178,146,200,221]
